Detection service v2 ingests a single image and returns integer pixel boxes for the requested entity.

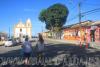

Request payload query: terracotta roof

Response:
[92,21,100,26]
[63,20,93,29]
[71,21,93,28]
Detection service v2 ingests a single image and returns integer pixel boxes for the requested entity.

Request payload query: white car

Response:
[4,39,13,47]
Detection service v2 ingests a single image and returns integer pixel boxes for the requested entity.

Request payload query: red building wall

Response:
[95,26,100,42]
[63,26,100,44]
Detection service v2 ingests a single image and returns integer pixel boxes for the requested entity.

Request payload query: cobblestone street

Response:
[0,39,100,67]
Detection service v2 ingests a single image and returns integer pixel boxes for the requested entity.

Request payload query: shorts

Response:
[23,52,31,59]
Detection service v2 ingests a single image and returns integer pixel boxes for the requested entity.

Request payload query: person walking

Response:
[35,33,45,65]
[22,37,33,65]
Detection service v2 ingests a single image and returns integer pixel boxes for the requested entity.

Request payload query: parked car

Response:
[0,41,5,46]
[12,39,19,46]
[4,39,13,47]
[4,38,20,46]
[32,36,38,38]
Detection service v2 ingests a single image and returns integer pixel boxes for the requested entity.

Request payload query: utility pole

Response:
[78,2,81,24]
[78,2,82,48]
[9,27,10,39]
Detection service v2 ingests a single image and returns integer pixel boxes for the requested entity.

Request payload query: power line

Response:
[83,2,100,6]
[67,15,78,22]
[67,0,83,23]
[67,0,100,22]
[67,8,100,22]
[81,8,100,15]
[82,9,100,16]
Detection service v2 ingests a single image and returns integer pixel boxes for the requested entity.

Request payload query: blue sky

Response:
[0,0,100,36]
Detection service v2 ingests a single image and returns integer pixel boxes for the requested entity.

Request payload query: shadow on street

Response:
[0,43,100,67]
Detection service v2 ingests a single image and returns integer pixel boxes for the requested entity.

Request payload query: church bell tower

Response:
[26,18,32,38]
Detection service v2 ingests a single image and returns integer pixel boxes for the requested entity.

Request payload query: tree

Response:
[39,3,69,38]
[39,9,47,23]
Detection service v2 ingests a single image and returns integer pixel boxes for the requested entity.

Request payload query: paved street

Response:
[0,39,100,67]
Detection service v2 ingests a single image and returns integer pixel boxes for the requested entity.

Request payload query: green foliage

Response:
[39,9,47,22]
[39,3,69,32]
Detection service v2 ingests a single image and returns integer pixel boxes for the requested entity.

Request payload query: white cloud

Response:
[24,8,36,12]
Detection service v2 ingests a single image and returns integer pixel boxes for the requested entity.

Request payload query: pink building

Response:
[90,21,100,43]
[63,20,100,45]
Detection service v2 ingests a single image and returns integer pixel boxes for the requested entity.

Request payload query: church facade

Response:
[13,18,32,38]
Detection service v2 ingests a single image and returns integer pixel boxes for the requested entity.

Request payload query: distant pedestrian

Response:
[22,37,33,65]
[35,33,45,64]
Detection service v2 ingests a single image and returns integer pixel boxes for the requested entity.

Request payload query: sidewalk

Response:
[45,38,79,45]
[89,42,100,49]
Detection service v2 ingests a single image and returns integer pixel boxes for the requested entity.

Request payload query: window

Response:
[75,30,78,36]
[28,24,30,26]
[20,29,22,32]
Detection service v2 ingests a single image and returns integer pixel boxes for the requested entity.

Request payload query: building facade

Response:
[0,32,7,41]
[40,20,100,45]
[63,20,100,44]
[13,18,32,38]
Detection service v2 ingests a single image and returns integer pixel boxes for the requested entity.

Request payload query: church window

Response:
[28,24,30,26]
[20,28,22,32]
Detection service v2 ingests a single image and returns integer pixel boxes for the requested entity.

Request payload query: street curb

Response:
[89,42,100,50]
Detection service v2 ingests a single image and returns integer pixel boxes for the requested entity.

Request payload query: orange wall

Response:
[63,26,100,43]
[63,27,86,42]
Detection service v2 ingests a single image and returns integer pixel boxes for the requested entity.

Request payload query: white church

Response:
[13,18,32,38]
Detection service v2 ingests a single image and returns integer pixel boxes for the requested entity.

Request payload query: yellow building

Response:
[13,18,32,38]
